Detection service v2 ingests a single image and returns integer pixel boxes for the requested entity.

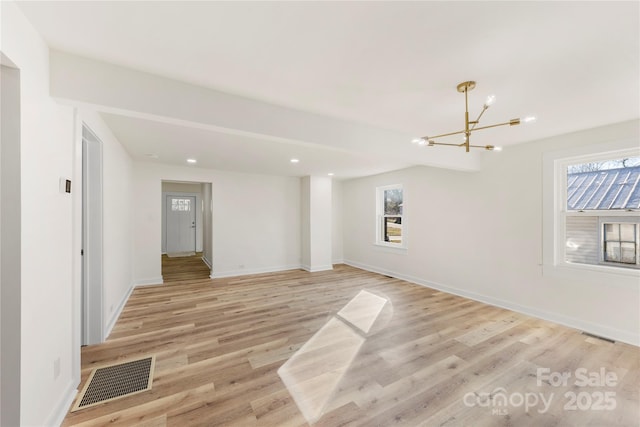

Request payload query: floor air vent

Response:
[71,355,155,412]
[582,332,616,344]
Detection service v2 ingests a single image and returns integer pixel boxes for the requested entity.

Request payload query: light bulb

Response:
[485,94,496,106]
[523,116,537,124]
[412,137,427,146]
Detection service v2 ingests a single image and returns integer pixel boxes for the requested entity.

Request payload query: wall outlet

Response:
[53,357,60,379]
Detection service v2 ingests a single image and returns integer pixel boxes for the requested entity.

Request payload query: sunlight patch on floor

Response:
[278,289,391,424]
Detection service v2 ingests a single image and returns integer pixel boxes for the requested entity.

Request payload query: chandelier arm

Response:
[468,119,520,133]
[425,129,466,140]
[429,141,466,147]
[470,105,489,130]
[424,119,516,141]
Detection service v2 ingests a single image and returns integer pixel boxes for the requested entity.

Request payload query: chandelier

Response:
[412,81,535,152]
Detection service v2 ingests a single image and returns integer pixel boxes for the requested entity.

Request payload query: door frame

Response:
[81,124,104,346]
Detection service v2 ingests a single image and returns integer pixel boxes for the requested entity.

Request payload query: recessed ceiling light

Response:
[290,158,299,163]
[187,158,197,164]
[145,153,159,159]
[328,173,335,176]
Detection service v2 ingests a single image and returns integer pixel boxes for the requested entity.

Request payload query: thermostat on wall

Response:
[59,177,71,194]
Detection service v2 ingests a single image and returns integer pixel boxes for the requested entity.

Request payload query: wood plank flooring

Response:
[162,252,211,282]
[63,264,640,426]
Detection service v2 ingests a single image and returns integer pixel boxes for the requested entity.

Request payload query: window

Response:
[562,153,640,270]
[171,198,192,212]
[376,185,405,247]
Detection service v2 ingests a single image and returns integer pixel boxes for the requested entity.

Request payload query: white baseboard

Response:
[344,259,639,347]
[211,264,302,279]
[104,284,135,339]
[134,277,164,286]
[332,259,344,265]
[301,264,334,272]
[46,379,77,427]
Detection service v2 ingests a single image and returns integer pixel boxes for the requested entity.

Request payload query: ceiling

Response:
[16,1,640,178]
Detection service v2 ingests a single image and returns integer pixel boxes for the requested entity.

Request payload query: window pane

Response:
[604,224,619,241]
[620,224,636,242]
[566,156,640,210]
[384,189,403,215]
[605,242,621,262]
[384,217,402,244]
[620,243,636,264]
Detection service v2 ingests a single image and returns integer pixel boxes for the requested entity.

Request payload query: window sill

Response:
[373,242,408,253]
[543,262,640,288]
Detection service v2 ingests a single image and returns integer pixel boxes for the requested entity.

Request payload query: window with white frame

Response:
[562,153,640,270]
[376,185,404,247]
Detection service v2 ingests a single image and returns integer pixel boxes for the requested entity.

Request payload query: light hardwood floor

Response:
[63,264,639,426]
[162,252,210,282]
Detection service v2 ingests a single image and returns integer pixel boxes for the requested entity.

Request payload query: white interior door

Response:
[166,195,196,254]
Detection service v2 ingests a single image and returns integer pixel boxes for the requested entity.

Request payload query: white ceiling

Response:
[16,1,640,178]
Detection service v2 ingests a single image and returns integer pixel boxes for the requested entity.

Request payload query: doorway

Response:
[81,125,103,346]
[161,181,213,281]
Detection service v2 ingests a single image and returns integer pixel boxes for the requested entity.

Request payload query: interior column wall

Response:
[202,182,213,270]
[301,176,333,272]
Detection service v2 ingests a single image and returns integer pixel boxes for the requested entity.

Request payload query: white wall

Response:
[133,162,301,283]
[342,120,640,346]
[80,111,134,338]
[163,182,203,193]
[2,3,77,425]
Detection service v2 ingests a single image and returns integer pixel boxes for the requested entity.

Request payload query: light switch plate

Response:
[59,177,71,194]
